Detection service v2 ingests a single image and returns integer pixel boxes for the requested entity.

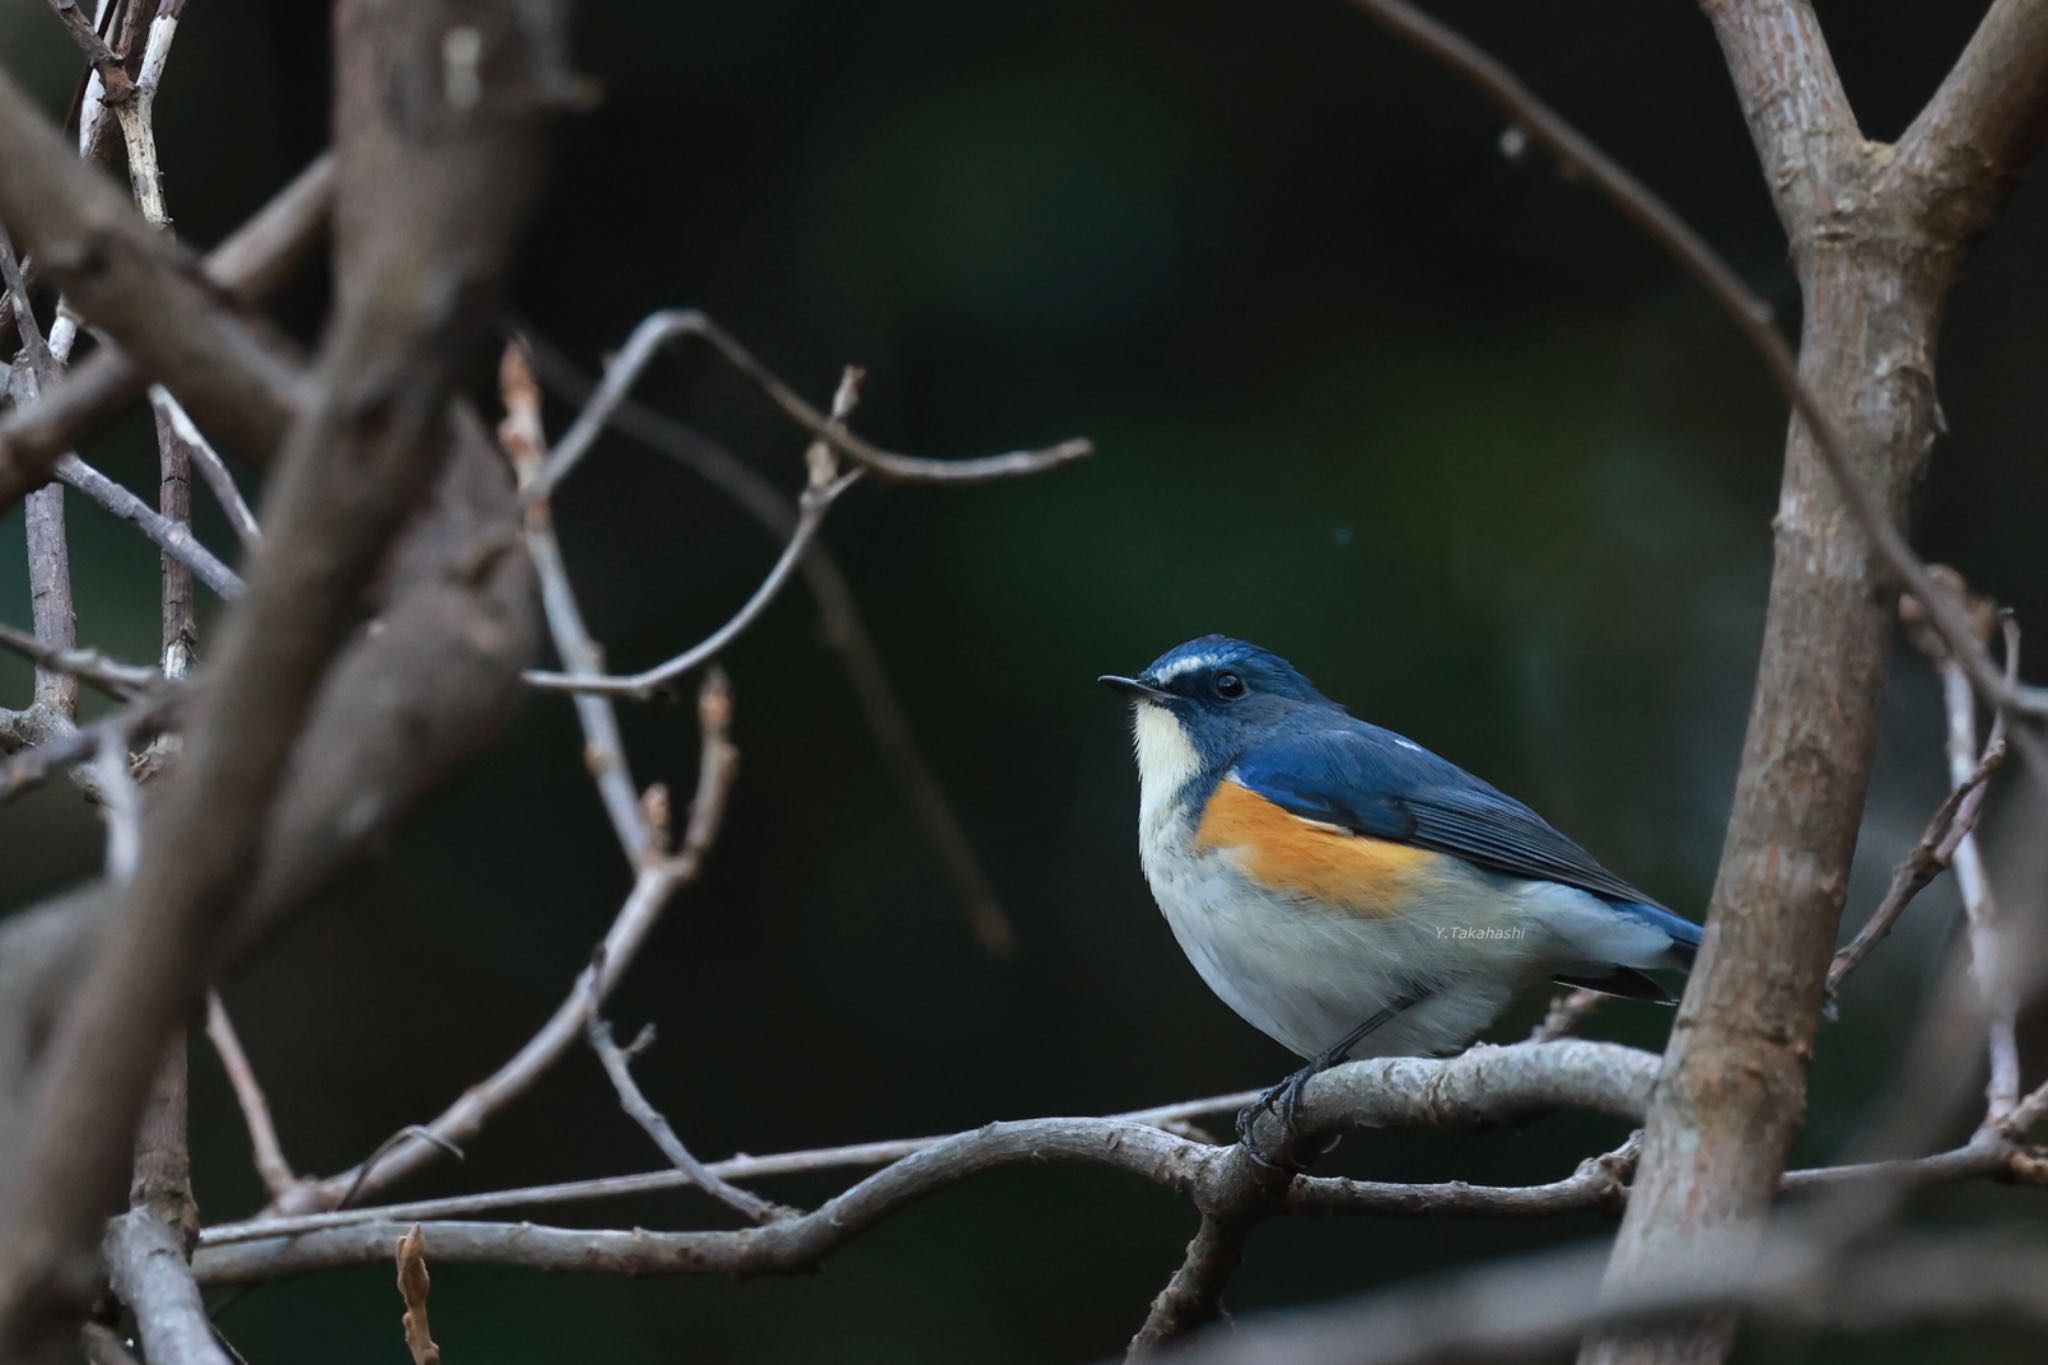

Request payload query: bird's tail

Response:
[1614,900,1704,967]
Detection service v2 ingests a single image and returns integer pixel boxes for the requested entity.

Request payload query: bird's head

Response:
[1100,635,1334,812]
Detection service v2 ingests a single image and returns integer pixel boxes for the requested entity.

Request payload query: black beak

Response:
[1099,674,1170,701]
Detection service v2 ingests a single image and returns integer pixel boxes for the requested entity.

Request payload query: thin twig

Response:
[0,621,158,696]
[524,470,861,698]
[1942,609,2023,1118]
[44,0,134,102]
[155,387,259,548]
[54,455,243,600]
[536,309,1090,493]
[1339,0,2048,734]
[499,341,649,862]
[203,993,298,1202]
[1826,585,2015,996]
[0,686,179,805]
[584,1014,785,1224]
[519,334,1020,953]
[2,225,79,728]
[269,673,741,1216]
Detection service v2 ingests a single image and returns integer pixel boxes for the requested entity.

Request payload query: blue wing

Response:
[1231,721,1674,915]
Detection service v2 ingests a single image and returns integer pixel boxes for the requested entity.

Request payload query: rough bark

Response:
[1585,3,2048,1361]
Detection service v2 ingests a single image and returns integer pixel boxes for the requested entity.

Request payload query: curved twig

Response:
[267,674,741,1216]
[536,309,1091,493]
[522,471,859,698]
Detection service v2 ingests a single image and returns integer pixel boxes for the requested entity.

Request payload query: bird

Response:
[1100,634,1700,1163]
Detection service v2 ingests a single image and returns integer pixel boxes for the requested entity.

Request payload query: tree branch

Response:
[584,1015,786,1225]
[1893,0,2048,242]
[0,152,329,510]
[520,332,1022,953]
[0,64,304,484]
[52,455,242,600]
[1318,9,2048,1364]
[201,1041,1659,1285]
[202,993,297,1203]
[0,3,564,1355]
[536,308,1090,493]
[1695,0,1859,235]
[268,672,739,1216]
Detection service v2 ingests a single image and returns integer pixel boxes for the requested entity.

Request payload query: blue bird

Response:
[1100,635,1700,1161]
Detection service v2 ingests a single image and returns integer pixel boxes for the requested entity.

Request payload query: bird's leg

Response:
[1235,993,1426,1169]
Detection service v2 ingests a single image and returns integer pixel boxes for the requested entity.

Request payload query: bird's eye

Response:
[1214,671,1246,700]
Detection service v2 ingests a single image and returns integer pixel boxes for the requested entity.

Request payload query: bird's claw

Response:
[1234,1068,1316,1170]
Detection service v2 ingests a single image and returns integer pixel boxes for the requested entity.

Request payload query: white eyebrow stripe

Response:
[1153,653,1224,682]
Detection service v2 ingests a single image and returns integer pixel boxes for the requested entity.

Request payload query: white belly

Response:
[1139,809,1552,1060]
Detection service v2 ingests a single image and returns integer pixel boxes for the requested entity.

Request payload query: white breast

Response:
[1129,718,1561,1062]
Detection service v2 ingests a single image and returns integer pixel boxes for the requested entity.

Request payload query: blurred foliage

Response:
[3,1,2047,1361]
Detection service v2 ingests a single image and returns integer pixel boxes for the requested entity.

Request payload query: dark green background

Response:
[3,1,2044,1360]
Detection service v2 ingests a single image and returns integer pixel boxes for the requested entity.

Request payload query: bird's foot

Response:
[1234,1064,1327,1171]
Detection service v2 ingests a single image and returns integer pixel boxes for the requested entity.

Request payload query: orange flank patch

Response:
[1194,780,1439,917]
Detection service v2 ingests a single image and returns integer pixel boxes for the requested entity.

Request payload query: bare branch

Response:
[526,358,865,700]
[0,146,327,505]
[520,337,1021,953]
[1894,0,2048,241]
[203,994,297,1203]
[1129,1161,1285,1355]
[1694,0,1858,231]
[537,309,1090,493]
[585,1015,785,1225]
[1339,1,2042,735]
[498,340,651,862]
[1949,613,2023,1118]
[0,686,180,805]
[199,1063,2048,1264]
[0,2,565,1352]
[108,1018,218,1365]
[204,1041,1660,1285]
[1,226,79,728]
[270,673,739,1216]
[155,388,259,548]
[1827,577,2015,1000]
[0,64,305,490]
[0,621,157,697]
[209,1081,1267,1242]
[524,468,861,698]
[102,1211,227,1365]
[52,456,242,600]
[43,1,134,102]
